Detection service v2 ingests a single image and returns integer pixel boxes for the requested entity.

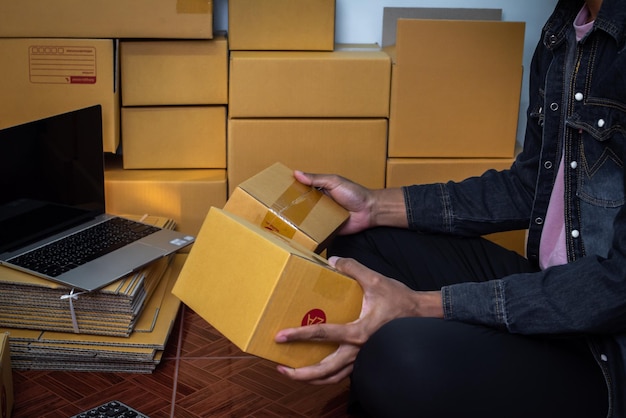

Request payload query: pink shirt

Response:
[538,5,594,270]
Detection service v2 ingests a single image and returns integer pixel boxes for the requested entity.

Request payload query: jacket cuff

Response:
[442,280,509,330]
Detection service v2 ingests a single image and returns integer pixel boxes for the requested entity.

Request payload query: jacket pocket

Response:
[572,107,625,208]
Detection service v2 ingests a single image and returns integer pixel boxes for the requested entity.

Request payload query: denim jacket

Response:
[403,0,626,415]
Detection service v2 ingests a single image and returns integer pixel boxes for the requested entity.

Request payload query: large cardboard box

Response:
[224,163,349,253]
[121,37,228,106]
[0,333,13,418]
[229,45,391,118]
[121,106,226,169]
[386,157,526,255]
[0,38,119,153]
[228,118,388,194]
[387,19,525,158]
[228,0,335,51]
[104,158,227,236]
[0,0,213,39]
[172,207,363,368]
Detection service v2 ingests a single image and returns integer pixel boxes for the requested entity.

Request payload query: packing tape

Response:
[177,0,212,14]
[261,181,323,239]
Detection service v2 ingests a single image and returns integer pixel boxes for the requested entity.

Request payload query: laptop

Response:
[0,105,195,292]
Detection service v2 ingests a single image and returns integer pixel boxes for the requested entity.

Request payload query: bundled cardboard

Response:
[3,254,186,374]
[0,0,213,39]
[229,45,391,118]
[224,163,349,253]
[172,208,363,368]
[121,106,227,169]
[387,19,525,158]
[121,37,228,106]
[0,38,119,153]
[0,216,174,336]
[228,0,335,51]
[227,118,388,194]
[0,333,12,418]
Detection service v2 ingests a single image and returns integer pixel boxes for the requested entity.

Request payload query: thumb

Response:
[328,256,372,288]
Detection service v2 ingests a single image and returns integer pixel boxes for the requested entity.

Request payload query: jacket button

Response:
[601,354,608,362]
[598,119,605,128]
[535,217,544,225]
[574,92,584,101]
[571,230,580,238]
[570,161,578,169]
[544,161,553,169]
[550,102,559,111]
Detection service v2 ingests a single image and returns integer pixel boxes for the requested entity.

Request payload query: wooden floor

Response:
[12,305,355,418]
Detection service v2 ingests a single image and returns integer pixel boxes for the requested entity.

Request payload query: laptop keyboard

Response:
[70,400,149,418]
[8,217,160,277]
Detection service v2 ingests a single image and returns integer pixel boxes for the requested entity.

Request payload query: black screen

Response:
[0,105,105,253]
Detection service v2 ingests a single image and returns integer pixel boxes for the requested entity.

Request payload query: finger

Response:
[275,322,354,344]
[293,169,313,186]
[328,256,376,289]
[277,362,354,385]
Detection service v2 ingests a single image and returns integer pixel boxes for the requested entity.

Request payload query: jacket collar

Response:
[543,0,626,50]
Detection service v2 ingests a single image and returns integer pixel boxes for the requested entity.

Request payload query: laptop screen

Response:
[0,105,105,253]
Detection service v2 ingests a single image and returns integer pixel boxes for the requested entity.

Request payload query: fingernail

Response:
[328,256,339,267]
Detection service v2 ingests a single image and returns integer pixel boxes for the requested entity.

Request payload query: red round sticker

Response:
[302,309,326,326]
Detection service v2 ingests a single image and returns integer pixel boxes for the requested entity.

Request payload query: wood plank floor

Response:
[12,305,356,417]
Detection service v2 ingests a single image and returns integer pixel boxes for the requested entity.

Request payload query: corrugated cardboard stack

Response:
[0,216,186,373]
[226,0,391,196]
[383,8,528,255]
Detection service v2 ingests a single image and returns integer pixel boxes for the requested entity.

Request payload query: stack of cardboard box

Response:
[384,11,528,255]
[109,35,229,237]
[226,0,391,195]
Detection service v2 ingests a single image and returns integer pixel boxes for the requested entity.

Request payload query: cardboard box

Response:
[0,333,13,418]
[121,37,228,106]
[386,157,526,255]
[0,0,213,39]
[387,19,524,158]
[121,106,226,169]
[229,45,391,118]
[0,38,119,153]
[104,157,227,236]
[224,163,349,253]
[172,207,363,368]
[381,7,502,47]
[228,0,335,51]
[228,118,388,194]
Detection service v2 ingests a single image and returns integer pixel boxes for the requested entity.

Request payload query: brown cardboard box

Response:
[121,106,226,169]
[172,207,363,368]
[104,158,227,236]
[386,157,526,255]
[0,0,213,39]
[228,118,388,194]
[121,37,228,106]
[0,38,119,153]
[224,163,349,253]
[228,45,391,118]
[0,333,13,418]
[387,19,525,158]
[228,0,335,51]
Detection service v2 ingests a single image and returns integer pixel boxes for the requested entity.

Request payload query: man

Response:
[275,0,623,416]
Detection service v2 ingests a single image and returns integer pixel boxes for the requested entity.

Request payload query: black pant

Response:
[328,228,608,418]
